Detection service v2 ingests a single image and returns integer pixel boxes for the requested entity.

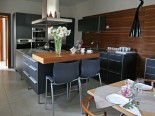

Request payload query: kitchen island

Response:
[32,51,100,64]
[16,49,100,103]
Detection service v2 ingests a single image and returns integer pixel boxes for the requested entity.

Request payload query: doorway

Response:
[0,13,11,69]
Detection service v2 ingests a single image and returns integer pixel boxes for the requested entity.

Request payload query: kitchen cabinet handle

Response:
[29,65,37,71]
[29,58,37,63]
[23,61,29,66]
[109,59,121,63]
[28,76,37,84]
[23,71,37,84]
[23,55,30,59]
[108,70,120,74]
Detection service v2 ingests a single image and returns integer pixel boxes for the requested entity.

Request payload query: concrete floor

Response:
[0,69,120,116]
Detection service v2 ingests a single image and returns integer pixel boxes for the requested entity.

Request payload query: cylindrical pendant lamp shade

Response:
[129,0,144,38]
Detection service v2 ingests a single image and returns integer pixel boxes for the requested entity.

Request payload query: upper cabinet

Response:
[13,12,41,39]
[15,13,41,26]
[78,16,106,32]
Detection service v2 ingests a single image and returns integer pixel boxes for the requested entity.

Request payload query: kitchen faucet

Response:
[90,42,99,50]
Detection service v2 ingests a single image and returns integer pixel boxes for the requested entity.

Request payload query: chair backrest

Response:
[82,96,106,116]
[81,58,100,78]
[53,60,79,83]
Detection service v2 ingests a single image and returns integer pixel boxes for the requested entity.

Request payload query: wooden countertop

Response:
[32,51,100,64]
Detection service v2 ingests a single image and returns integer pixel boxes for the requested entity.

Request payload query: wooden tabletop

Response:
[32,51,100,64]
[87,80,155,116]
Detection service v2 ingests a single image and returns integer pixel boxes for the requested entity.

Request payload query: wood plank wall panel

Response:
[82,5,155,77]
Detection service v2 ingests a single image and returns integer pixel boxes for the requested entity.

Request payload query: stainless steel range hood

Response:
[32,0,72,25]
[32,17,72,25]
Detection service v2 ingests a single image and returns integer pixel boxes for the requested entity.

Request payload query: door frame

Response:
[0,12,11,68]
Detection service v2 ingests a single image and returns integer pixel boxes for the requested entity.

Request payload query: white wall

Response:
[69,0,155,43]
[0,0,42,14]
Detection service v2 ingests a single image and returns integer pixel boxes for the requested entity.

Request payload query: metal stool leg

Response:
[86,78,88,91]
[78,78,83,114]
[51,83,54,116]
[45,78,48,109]
[67,83,69,102]
[98,73,102,86]
[69,82,72,102]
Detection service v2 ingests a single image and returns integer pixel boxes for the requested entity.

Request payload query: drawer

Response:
[146,58,155,67]
[23,71,38,94]
[28,65,38,81]
[100,58,108,69]
[28,57,38,68]
[108,54,123,62]
[23,62,30,74]
[107,72,121,84]
[23,55,30,64]
[108,60,122,73]
[100,52,108,58]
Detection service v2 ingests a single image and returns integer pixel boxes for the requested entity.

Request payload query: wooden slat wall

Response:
[82,5,155,76]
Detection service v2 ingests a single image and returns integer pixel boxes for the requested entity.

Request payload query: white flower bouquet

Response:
[51,26,71,40]
[51,26,71,54]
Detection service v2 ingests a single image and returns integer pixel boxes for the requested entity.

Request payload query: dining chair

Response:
[82,96,107,116]
[45,60,82,116]
[80,58,102,91]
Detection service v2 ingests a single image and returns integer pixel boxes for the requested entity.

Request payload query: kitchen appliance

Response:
[32,0,72,25]
[16,39,32,49]
[32,39,46,48]
[32,27,46,39]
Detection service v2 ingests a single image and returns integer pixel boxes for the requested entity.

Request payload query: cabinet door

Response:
[108,60,122,73]
[100,58,108,69]
[100,69,108,82]
[107,71,121,84]
[16,13,26,25]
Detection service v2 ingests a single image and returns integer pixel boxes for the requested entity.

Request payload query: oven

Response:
[32,39,46,48]
[16,39,32,49]
[32,27,46,39]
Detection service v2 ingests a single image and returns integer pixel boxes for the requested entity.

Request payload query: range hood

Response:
[32,0,72,25]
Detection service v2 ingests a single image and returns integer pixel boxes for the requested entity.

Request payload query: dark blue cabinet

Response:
[100,52,137,84]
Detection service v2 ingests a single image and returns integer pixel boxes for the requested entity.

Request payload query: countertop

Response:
[32,51,100,64]
[17,48,52,57]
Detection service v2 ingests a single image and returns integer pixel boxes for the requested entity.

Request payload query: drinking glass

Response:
[153,88,155,97]
[136,78,144,84]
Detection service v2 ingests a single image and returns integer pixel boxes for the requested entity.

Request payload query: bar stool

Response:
[45,60,81,116]
[80,58,102,91]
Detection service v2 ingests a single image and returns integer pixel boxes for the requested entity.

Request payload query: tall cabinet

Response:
[100,52,137,84]
[13,12,41,40]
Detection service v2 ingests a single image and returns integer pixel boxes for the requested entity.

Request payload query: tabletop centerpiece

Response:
[51,26,71,55]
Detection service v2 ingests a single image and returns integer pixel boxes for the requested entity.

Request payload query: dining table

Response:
[87,80,155,116]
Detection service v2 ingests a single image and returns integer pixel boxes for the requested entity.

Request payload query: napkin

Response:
[135,83,152,90]
[120,105,142,116]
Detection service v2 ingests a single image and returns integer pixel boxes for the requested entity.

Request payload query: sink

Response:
[88,48,104,52]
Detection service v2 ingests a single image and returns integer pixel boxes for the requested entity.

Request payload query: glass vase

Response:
[54,38,62,55]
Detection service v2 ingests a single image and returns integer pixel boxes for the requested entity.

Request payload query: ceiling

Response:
[26,0,88,6]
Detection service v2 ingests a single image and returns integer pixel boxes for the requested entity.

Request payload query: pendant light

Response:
[129,0,144,38]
